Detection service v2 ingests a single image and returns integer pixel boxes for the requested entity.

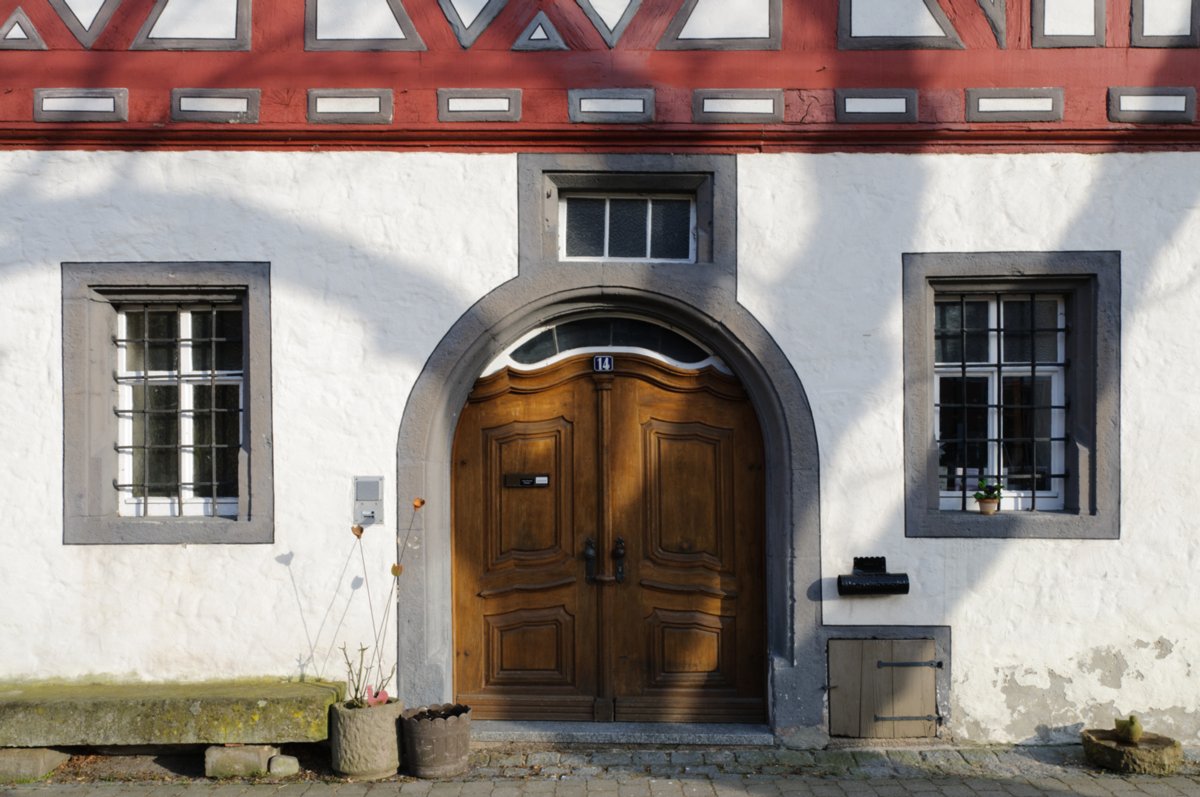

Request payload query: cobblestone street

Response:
[4,745,1199,797]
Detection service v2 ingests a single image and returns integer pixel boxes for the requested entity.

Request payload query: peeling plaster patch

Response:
[1080,647,1129,690]
[1000,668,1079,742]
[1156,637,1175,659]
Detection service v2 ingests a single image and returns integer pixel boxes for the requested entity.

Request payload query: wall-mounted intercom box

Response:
[353,476,384,526]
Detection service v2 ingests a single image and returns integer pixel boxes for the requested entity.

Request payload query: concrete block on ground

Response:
[0,748,70,782]
[205,744,279,778]
[268,754,301,777]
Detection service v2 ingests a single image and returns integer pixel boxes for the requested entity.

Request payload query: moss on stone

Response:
[0,679,342,747]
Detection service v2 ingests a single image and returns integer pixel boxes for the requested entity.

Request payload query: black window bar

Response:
[934,292,1070,511]
[111,304,244,517]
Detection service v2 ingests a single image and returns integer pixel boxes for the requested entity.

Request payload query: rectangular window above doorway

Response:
[62,262,274,544]
[518,154,736,286]
[560,194,695,262]
[903,252,1120,539]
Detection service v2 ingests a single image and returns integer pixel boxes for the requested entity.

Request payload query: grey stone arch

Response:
[393,156,825,739]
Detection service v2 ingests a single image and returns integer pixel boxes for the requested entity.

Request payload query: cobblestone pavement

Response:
[4,745,1200,797]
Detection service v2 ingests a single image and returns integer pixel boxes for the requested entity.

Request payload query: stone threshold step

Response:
[472,721,775,746]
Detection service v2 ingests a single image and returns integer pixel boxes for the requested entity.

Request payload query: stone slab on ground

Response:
[0,748,69,782]
[204,745,280,778]
[0,681,341,747]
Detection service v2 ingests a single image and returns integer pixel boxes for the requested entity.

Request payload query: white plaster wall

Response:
[740,151,1200,742]
[0,150,516,684]
[2,147,1199,744]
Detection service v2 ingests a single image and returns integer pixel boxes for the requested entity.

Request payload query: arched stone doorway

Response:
[393,281,824,740]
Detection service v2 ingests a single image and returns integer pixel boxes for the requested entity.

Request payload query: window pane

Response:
[935,301,988,363]
[194,384,240,499]
[565,198,606,257]
[938,376,989,491]
[192,307,244,372]
[146,310,178,371]
[1002,298,1060,363]
[608,199,648,258]
[650,199,691,260]
[124,310,145,372]
[1002,376,1053,491]
[511,329,557,364]
[555,317,611,351]
[132,384,179,497]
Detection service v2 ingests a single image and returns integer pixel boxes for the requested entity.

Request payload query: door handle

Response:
[584,538,597,583]
[612,537,626,584]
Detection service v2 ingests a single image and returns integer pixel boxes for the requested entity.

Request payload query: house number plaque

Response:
[593,355,614,372]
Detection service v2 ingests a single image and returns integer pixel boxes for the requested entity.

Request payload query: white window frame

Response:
[115,306,244,518]
[558,193,697,263]
[933,295,1067,511]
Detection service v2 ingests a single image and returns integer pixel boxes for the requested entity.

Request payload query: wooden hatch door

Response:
[452,354,765,722]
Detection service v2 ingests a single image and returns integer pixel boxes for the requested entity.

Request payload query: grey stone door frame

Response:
[393,162,824,743]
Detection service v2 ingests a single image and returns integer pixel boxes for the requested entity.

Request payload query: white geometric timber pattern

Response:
[438,0,507,47]
[678,0,770,40]
[659,0,779,49]
[306,0,425,50]
[0,7,47,48]
[512,10,568,50]
[849,0,952,38]
[131,0,249,48]
[576,0,640,47]
[318,0,409,40]
[45,0,122,47]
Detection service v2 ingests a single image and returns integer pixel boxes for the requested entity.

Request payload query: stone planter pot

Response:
[329,699,403,780]
[976,498,999,515]
[402,703,471,779]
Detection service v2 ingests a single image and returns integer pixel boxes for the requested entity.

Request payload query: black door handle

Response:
[583,538,597,583]
[612,537,626,584]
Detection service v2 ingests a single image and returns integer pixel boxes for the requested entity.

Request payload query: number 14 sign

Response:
[593,355,614,372]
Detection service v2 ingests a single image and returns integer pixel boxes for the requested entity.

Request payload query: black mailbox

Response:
[837,556,909,596]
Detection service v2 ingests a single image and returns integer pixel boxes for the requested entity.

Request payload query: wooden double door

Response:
[452,354,765,722]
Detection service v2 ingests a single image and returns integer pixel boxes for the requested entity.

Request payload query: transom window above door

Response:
[484,317,728,375]
[560,194,696,262]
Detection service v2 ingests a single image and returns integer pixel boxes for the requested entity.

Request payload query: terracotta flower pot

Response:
[402,703,471,778]
[329,699,404,780]
[977,498,1000,515]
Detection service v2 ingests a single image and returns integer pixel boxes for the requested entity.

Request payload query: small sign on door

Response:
[593,355,614,372]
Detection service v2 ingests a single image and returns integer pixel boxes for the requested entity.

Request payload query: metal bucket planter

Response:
[401,703,471,778]
[329,699,404,780]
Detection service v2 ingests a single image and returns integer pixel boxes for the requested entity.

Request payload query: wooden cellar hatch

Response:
[828,639,940,738]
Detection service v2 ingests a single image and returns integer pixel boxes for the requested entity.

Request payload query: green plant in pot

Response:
[973,480,1002,515]
[329,526,405,781]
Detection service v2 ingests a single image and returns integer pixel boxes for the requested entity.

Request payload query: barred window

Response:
[115,304,244,517]
[902,252,1120,540]
[62,262,273,545]
[934,294,1068,511]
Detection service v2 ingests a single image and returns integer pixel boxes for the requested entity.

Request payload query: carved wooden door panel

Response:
[453,354,764,722]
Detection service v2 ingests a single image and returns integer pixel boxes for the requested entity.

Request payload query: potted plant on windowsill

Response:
[974,480,1002,515]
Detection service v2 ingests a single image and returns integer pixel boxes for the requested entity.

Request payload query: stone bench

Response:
[0,680,341,780]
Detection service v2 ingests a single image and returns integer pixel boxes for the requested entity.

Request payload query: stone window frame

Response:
[902,251,1120,539]
[518,154,736,289]
[62,261,274,545]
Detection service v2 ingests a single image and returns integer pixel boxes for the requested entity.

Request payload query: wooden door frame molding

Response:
[394,155,824,745]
